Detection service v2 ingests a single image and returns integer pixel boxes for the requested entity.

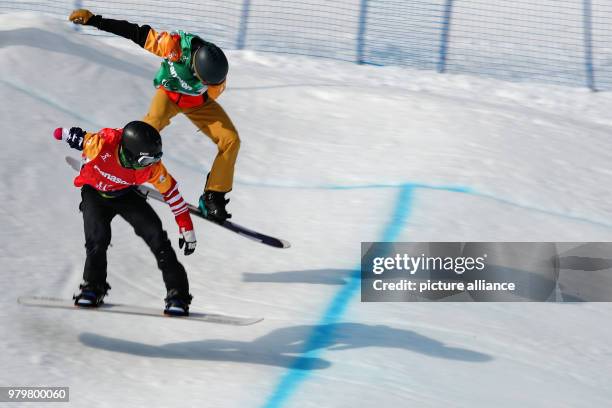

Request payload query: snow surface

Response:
[1,13,612,408]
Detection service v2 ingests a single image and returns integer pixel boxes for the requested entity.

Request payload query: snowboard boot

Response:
[164,289,193,317]
[73,281,111,307]
[199,190,231,224]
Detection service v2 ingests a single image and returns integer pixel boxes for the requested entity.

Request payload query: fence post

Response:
[236,0,251,50]
[356,0,368,64]
[73,0,83,32]
[437,0,454,73]
[582,0,597,91]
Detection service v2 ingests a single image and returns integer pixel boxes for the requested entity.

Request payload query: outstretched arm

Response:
[148,163,197,255]
[69,10,151,48]
[69,9,181,60]
[69,9,227,99]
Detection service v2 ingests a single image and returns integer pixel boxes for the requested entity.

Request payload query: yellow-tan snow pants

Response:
[143,88,240,193]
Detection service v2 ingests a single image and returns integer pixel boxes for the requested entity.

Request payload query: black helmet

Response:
[121,121,163,167]
[191,38,228,85]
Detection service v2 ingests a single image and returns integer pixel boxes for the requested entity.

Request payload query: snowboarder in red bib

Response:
[54,121,196,316]
[69,9,239,223]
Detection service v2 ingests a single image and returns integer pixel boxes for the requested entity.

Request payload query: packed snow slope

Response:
[2,13,612,408]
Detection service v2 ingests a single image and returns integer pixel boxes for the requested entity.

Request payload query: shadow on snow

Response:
[79,322,492,370]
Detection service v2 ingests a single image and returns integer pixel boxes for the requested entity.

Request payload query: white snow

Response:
[1,13,612,408]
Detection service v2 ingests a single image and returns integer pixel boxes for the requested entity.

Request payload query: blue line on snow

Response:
[467,190,612,230]
[7,79,612,230]
[0,79,100,128]
[261,184,414,408]
[163,155,612,230]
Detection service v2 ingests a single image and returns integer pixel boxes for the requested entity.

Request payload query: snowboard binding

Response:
[164,289,193,317]
[73,282,111,307]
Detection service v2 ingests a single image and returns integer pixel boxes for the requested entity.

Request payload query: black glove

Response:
[66,127,86,151]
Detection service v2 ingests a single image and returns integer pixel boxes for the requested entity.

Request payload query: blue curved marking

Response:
[261,184,414,408]
[0,79,99,127]
[467,190,612,230]
[6,78,612,230]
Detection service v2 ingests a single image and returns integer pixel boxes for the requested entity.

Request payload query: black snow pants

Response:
[79,185,189,296]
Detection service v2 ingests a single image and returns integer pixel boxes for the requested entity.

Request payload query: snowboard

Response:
[65,156,290,249]
[18,296,263,326]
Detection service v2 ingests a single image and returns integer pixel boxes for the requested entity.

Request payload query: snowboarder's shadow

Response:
[79,322,491,370]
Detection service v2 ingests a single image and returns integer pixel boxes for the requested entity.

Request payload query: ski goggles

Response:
[135,152,163,167]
